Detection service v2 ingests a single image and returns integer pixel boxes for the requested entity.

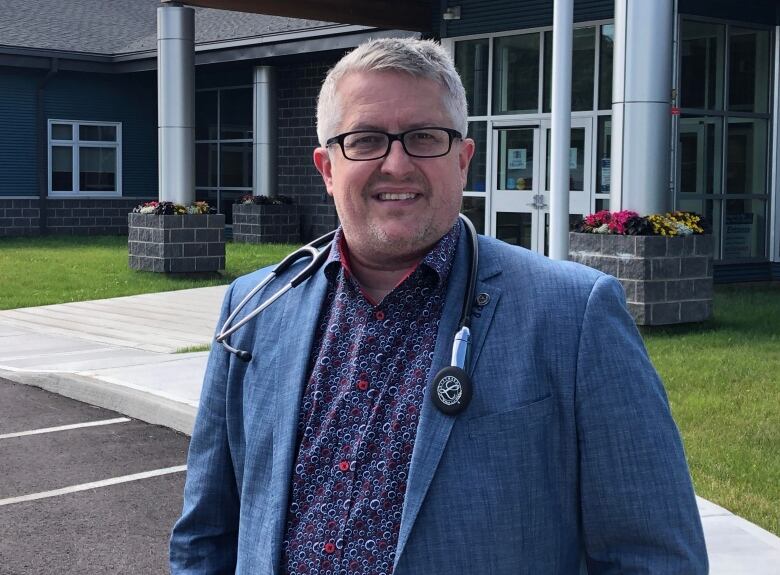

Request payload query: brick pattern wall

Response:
[0,198,152,237]
[0,199,40,236]
[277,58,340,242]
[569,232,714,325]
[233,203,300,244]
[128,213,225,273]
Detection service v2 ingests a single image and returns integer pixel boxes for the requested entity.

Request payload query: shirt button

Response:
[374,310,385,321]
[338,460,350,472]
[323,542,336,554]
[357,380,369,391]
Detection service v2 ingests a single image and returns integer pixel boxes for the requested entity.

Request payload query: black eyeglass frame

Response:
[325,127,463,161]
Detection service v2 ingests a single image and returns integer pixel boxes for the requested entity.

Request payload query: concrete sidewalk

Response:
[1,287,778,573]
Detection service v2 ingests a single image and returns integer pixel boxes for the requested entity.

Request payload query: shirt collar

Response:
[323,221,461,288]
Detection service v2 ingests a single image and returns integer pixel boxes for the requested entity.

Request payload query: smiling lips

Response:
[377,192,418,201]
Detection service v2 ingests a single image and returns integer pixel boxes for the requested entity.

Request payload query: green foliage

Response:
[0,236,297,310]
[642,284,780,535]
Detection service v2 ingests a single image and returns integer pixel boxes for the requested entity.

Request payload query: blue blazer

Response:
[171,228,708,574]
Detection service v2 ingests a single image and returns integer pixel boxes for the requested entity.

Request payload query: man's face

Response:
[314,71,475,267]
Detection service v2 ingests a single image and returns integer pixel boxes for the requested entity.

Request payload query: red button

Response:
[324,542,336,554]
[357,380,369,391]
[374,310,385,321]
[338,460,350,472]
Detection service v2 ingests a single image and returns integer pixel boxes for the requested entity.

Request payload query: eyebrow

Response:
[343,122,446,133]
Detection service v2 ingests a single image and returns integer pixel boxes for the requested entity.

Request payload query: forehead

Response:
[335,71,450,131]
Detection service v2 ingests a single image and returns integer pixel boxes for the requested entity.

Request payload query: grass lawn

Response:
[0,235,297,310]
[1,235,778,534]
[642,283,780,536]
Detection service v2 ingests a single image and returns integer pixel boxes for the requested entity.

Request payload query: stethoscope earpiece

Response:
[430,365,473,416]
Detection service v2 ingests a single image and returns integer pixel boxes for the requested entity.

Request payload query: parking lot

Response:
[0,378,189,574]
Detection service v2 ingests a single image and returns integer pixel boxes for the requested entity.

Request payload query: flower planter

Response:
[128,213,225,273]
[232,203,300,244]
[569,232,714,326]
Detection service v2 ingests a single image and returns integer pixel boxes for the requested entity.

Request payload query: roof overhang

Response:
[168,0,433,32]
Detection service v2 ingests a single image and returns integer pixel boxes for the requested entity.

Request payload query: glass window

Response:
[456,39,489,116]
[496,212,532,248]
[543,27,595,112]
[220,88,253,140]
[48,121,120,194]
[680,21,725,110]
[729,27,770,113]
[461,196,485,234]
[79,124,116,142]
[493,33,540,114]
[51,124,72,141]
[596,117,611,195]
[723,198,766,259]
[79,147,116,192]
[598,25,614,110]
[196,143,218,188]
[466,121,487,192]
[220,142,252,188]
[545,127,586,191]
[678,116,723,195]
[496,128,535,190]
[196,90,219,140]
[51,146,72,191]
[726,118,768,195]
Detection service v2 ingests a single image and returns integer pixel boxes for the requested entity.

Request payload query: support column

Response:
[253,66,277,197]
[157,5,195,204]
[549,0,573,261]
[611,0,674,215]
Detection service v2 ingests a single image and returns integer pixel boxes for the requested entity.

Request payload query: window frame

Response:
[47,119,123,197]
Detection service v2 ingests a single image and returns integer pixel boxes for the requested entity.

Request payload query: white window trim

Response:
[47,119,123,197]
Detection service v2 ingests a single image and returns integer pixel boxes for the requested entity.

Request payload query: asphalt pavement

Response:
[0,286,779,573]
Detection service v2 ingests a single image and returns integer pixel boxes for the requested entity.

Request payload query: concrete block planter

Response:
[128,213,225,273]
[569,232,714,326]
[232,202,300,244]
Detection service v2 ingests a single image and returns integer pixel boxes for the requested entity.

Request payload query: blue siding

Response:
[44,71,158,198]
[0,68,39,197]
[442,0,613,38]
[679,0,778,26]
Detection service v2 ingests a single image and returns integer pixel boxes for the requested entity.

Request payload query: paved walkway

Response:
[1,286,778,573]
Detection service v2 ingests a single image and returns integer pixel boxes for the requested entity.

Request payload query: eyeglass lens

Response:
[343,128,452,160]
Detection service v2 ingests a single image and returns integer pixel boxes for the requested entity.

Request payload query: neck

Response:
[347,250,423,303]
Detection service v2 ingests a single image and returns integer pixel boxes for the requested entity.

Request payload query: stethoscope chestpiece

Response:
[430,365,473,416]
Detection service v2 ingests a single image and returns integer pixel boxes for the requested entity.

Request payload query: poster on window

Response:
[723,213,754,259]
[507,148,526,170]
[600,158,611,194]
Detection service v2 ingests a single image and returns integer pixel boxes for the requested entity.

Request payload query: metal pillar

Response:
[253,66,277,197]
[549,0,573,261]
[611,0,674,215]
[157,5,195,204]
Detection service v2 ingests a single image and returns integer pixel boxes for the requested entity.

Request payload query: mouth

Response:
[375,192,420,201]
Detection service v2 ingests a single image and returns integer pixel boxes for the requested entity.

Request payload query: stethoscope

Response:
[216,213,479,416]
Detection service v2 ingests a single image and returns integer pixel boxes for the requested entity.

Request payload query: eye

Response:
[345,133,385,149]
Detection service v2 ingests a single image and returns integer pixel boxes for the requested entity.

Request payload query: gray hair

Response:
[316,37,468,147]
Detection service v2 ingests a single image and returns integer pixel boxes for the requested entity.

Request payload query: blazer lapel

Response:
[267,266,330,572]
[394,233,502,568]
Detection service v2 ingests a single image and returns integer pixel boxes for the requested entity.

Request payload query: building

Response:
[1,0,778,281]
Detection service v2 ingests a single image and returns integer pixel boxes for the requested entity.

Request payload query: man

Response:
[171,38,707,574]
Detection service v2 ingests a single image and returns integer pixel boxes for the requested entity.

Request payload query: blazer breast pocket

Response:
[467,394,554,440]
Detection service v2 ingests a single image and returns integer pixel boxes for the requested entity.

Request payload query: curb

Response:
[0,369,196,436]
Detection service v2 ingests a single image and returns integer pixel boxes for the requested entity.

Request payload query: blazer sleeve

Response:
[170,282,240,574]
[575,275,709,574]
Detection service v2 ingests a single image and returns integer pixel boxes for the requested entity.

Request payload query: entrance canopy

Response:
[166,0,433,32]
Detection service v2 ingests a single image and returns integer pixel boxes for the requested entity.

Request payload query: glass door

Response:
[490,123,542,250]
[490,118,592,254]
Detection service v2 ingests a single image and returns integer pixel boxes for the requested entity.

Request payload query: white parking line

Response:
[0,417,131,440]
[0,465,187,507]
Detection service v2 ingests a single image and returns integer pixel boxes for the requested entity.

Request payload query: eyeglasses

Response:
[326,127,463,161]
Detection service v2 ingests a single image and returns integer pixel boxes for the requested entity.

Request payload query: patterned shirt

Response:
[281,223,460,575]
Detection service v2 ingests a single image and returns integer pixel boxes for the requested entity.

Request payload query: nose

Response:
[379,140,415,177]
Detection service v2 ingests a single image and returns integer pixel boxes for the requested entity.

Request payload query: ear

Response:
[313,147,335,197]
[458,138,476,188]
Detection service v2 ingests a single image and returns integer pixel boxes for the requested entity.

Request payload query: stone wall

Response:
[0,198,150,236]
[128,213,225,273]
[232,203,300,244]
[569,232,714,325]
